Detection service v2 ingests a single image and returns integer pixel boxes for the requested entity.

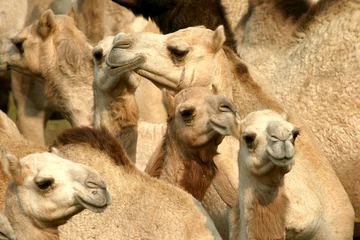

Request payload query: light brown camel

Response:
[0,212,15,240]
[234,0,360,230]
[1,150,111,240]
[106,25,355,238]
[230,109,298,240]
[50,127,221,239]
[94,38,239,238]
[144,87,239,239]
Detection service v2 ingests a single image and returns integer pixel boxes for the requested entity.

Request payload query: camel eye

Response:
[35,177,54,190]
[179,107,195,119]
[291,128,300,143]
[169,47,189,58]
[92,48,103,61]
[242,132,257,149]
[13,39,24,54]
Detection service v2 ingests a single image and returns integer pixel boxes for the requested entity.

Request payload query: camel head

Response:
[239,109,299,177]
[106,26,233,97]
[93,34,140,96]
[0,9,91,78]
[0,212,15,240]
[163,87,239,151]
[1,152,111,227]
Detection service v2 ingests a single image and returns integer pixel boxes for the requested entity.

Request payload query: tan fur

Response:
[52,127,221,239]
[105,25,355,239]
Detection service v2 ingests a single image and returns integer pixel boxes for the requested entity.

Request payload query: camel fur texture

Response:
[106,25,355,238]
[49,127,221,239]
[145,87,240,239]
[0,211,15,240]
[235,0,360,227]
[1,151,111,240]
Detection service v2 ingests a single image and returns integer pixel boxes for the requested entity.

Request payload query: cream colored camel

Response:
[145,87,239,239]
[50,126,221,239]
[230,110,295,240]
[230,109,354,239]
[106,25,355,237]
[1,151,111,240]
[235,0,360,228]
[0,212,15,240]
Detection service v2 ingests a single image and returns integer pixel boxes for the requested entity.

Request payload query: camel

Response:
[0,212,15,240]
[143,87,239,238]
[94,37,239,238]
[234,0,360,230]
[111,0,237,52]
[229,109,297,240]
[50,126,221,239]
[106,25,355,238]
[1,150,111,240]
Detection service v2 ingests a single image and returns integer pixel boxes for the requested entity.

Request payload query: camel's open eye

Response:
[242,132,257,149]
[291,128,300,143]
[12,38,25,54]
[35,177,54,190]
[179,107,195,122]
[92,47,103,61]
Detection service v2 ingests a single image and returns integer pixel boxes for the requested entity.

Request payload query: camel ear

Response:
[2,154,22,184]
[162,89,175,119]
[38,9,56,39]
[50,147,63,157]
[68,7,77,24]
[212,25,226,52]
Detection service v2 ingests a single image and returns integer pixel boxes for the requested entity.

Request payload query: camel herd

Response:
[0,0,358,239]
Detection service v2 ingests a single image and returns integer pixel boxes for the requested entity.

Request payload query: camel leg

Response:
[11,72,48,145]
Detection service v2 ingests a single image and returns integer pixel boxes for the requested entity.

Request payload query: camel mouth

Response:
[106,55,145,76]
[76,190,112,213]
[268,155,294,167]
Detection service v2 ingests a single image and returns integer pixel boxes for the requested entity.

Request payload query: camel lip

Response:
[106,55,145,76]
[268,155,294,167]
[75,193,111,213]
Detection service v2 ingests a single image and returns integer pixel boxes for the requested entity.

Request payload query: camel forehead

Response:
[20,152,76,173]
[96,36,114,54]
[174,87,213,105]
[242,110,294,132]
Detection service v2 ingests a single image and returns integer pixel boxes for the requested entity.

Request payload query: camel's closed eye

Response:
[35,177,54,191]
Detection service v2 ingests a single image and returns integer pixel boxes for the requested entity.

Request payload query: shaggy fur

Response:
[112,0,237,52]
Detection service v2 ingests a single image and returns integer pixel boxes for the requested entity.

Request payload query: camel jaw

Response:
[106,48,145,76]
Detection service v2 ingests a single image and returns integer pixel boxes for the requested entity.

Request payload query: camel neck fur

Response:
[43,37,94,127]
[238,161,288,240]
[4,183,60,240]
[147,125,218,201]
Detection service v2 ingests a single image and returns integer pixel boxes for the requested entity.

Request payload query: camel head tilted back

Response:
[106,26,233,97]
[1,152,111,227]
[239,109,300,177]
[163,87,239,151]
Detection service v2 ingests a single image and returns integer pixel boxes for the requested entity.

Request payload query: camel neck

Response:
[4,183,60,240]
[159,126,218,201]
[239,162,288,240]
[43,43,94,127]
